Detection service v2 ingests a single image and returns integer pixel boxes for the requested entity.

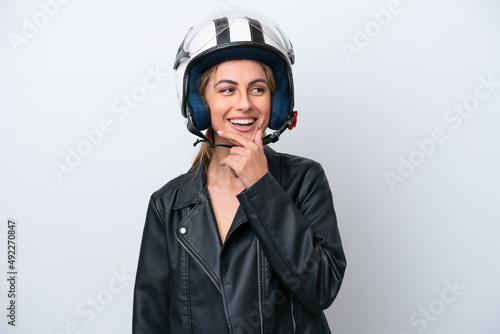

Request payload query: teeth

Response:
[230,119,255,125]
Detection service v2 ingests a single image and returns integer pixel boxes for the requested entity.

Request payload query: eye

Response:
[219,87,234,94]
[250,87,266,94]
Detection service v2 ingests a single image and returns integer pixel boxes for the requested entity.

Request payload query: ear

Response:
[187,93,211,130]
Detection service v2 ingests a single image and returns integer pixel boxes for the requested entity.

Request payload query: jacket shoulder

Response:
[150,163,205,211]
[145,173,187,226]
[276,151,317,169]
[270,150,330,197]
[151,173,185,201]
[272,150,325,179]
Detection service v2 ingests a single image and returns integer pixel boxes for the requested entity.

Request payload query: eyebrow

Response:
[214,78,269,87]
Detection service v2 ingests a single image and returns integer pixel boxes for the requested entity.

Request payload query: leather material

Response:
[133,147,346,333]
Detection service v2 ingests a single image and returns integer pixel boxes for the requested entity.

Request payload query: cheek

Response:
[207,97,230,116]
[253,93,271,112]
[258,100,272,120]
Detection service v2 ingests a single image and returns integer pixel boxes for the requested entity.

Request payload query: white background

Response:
[1,0,499,333]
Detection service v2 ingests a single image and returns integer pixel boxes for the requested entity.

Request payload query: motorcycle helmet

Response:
[173,10,297,145]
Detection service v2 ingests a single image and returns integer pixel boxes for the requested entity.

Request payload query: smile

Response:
[229,118,256,125]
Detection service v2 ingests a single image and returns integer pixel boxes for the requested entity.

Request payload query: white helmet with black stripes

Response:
[173,10,297,145]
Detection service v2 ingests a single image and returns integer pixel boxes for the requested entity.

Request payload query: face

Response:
[204,59,272,145]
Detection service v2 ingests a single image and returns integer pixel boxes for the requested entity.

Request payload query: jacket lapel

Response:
[174,165,223,291]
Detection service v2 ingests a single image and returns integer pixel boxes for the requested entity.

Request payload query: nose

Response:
[236,90,253,111]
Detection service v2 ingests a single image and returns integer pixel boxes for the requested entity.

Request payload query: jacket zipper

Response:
[290,295,296,333]
[256,239,264,334]
[175,233,222,294]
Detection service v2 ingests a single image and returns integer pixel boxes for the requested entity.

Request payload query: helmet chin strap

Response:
[186,120,234,149]
[187,111,297,148]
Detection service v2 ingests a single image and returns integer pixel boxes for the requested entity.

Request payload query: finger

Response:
[220,157,241,178]
[217,130,254,148]
[220,155,239,170]
[229,168,239,178]
[229,146,252,156]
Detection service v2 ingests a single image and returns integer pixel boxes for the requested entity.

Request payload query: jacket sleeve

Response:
[237,161,346,313]
[132,196,170,333]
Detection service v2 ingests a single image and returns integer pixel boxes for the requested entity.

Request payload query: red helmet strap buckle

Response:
[288,111,298,130]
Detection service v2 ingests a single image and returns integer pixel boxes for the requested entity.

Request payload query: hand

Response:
[218,129,268,188]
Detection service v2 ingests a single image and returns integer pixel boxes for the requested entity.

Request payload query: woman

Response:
[133,11,346,334]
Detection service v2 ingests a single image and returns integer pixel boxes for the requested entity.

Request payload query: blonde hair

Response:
[192,60,277,169]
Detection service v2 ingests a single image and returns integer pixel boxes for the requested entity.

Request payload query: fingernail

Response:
[217,130,223,135]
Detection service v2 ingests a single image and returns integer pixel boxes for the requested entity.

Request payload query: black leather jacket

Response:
[133,147,346,333]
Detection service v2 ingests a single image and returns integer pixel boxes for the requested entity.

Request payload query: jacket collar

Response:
[173,146,279,210]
